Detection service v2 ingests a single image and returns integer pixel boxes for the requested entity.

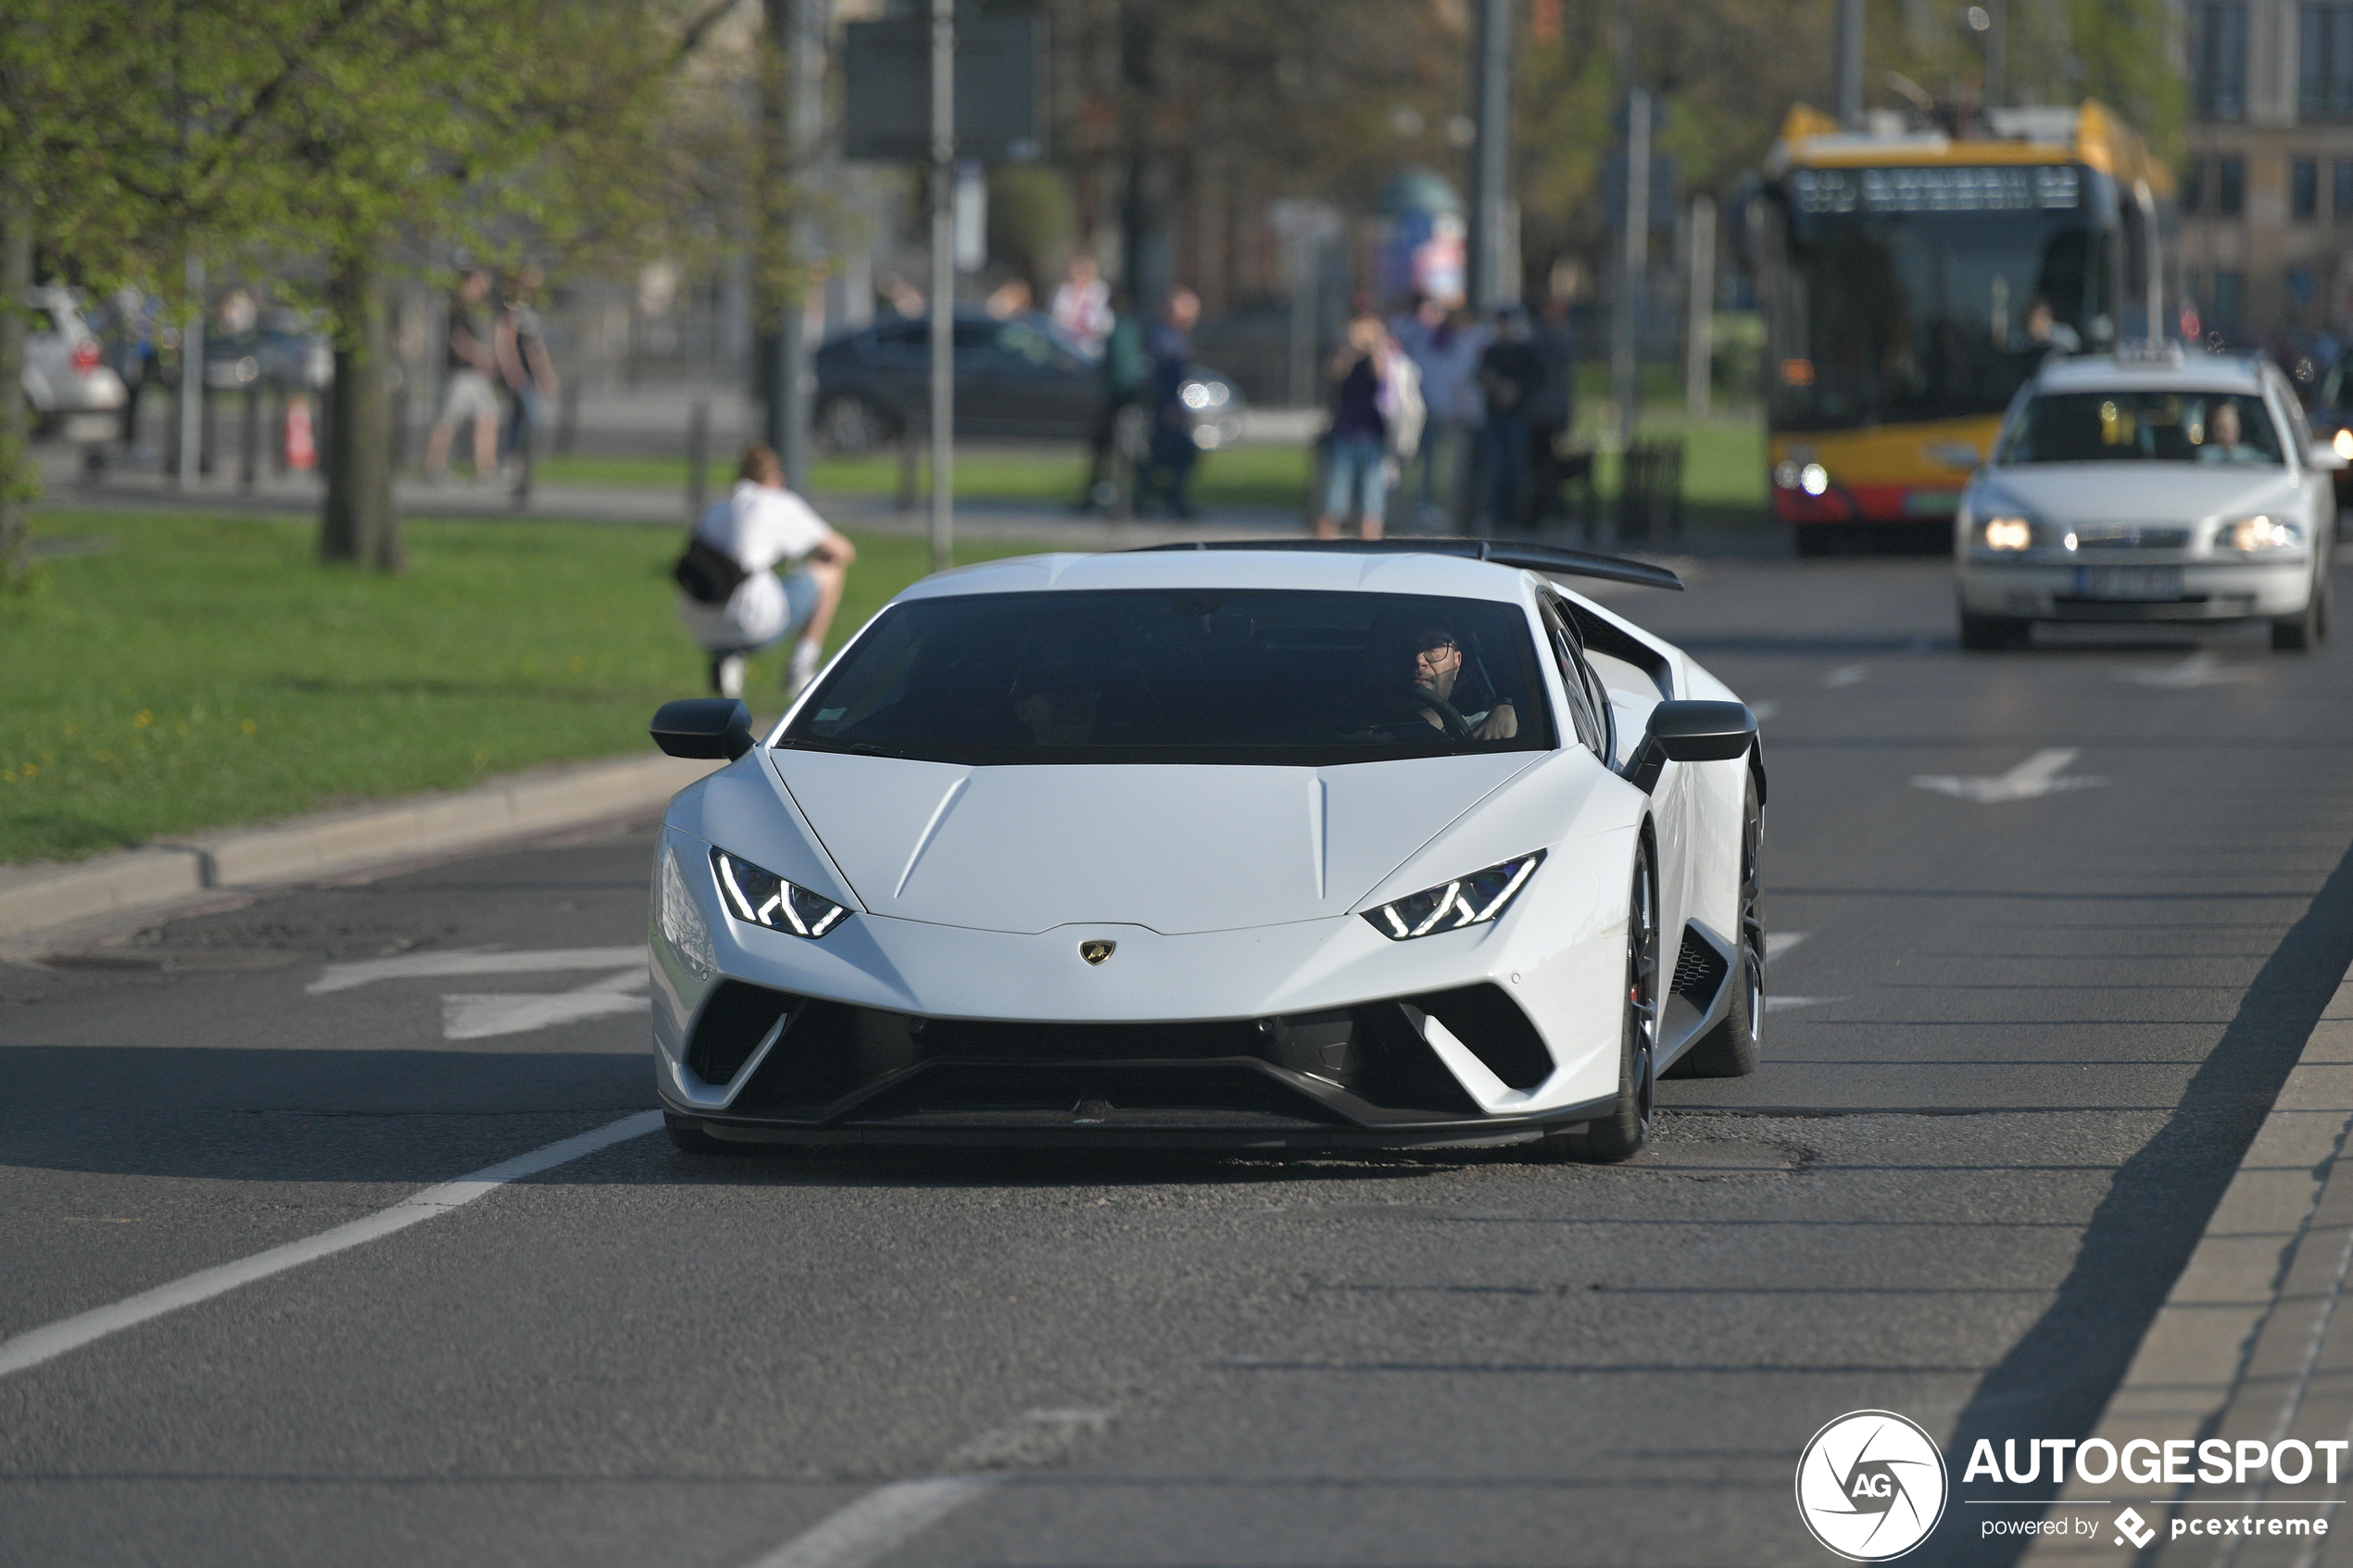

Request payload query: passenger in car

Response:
[2196,400,2268,465]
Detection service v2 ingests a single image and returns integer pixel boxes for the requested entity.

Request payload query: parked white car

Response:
[20,286,128,442]
[1956,348,2340,651]
[645,540,1765,1164]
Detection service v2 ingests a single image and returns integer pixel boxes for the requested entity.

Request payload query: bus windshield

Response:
[1766,164,2108,432]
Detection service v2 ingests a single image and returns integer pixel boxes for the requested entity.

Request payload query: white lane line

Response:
[743,1409,1116,1568]
[0,1110,662,1381]
[1912,747,2105,804]
[1822,664,1868,688]
[1766,932,1807,960]
[441,967,649,1040]
[745,1478,997,1568]
[308,947,648,995]
[2117,651,2257,688]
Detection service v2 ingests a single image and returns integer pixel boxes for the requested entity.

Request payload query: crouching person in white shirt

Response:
[675,442,856,699]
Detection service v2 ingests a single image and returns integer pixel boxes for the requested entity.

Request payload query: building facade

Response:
[2186,0,2353,341]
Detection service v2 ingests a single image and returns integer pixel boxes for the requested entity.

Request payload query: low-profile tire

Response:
[1667,780,1762,1079]
[1559,844,1660,1164]
[2272,568,2331,651]
[1958,607,2027,651]
[664,1111,766,1156]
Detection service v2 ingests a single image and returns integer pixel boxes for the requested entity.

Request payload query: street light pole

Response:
[1834,0,1864,129]
[1467,0,1514,310]
[766,0,825,493]
[928,0,954,574]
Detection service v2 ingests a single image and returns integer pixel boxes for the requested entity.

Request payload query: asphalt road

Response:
[8,551,2353,1568]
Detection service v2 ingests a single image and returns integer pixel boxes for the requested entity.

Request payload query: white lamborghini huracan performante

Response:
[646,540,1764,1162]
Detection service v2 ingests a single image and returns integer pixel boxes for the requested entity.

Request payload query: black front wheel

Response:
[1560,844,1660,1163]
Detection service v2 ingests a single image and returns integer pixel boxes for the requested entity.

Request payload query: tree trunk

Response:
[0,176,33,584]
[321,239,401,571]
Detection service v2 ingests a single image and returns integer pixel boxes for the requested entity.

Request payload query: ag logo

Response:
[1078,940,1116,965]
[1794,1410,1948,1562]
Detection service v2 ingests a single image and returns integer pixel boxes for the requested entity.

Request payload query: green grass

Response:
[0,512,1051,865]
[534,443,1315,511]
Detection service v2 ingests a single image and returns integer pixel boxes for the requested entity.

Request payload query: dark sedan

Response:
[813,309,1244,453]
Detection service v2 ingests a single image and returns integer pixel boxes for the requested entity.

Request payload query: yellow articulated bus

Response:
[1747,103,2177,552]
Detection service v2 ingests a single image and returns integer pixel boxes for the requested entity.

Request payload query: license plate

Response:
[2075,566,2182,600]
[1905,490,1962,517]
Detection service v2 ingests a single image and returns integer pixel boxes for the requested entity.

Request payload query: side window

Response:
[1538,597,1607,758]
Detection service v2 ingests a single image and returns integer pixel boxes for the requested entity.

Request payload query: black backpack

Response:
[673,534,749,605]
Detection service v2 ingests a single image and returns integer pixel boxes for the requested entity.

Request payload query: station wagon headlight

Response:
[2216,515,2303,552]
[1363,851,1544,941]
[711,848,849,938]
[1982,516,2033,550]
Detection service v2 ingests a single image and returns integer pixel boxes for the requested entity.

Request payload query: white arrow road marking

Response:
[308,946,648,995]
[2116,651,2257,688]
[1822,664,1868,688]
[1913,748,2105,804]
[1766,932,1807,960]
[1765,996,1840,1012]
[0,1111,662,1380]
[441,968,649,1041]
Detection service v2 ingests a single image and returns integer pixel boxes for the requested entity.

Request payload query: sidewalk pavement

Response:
[2020,966,2353,1565]
[0,750,722,957]
[31,443,1306,547]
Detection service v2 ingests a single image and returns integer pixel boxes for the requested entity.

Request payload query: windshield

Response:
[783,588,1557,766]
[1766,164,2108,431]
[1996,390,2284,465]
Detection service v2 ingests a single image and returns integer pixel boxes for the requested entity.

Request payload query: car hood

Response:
[766,748,1542,935]
[1975,464,2303,526]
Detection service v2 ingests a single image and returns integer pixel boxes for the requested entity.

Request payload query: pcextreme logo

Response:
[1795,1411,1950,1562]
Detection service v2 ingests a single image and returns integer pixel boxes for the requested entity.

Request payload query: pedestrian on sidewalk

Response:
[423,268,501,482]
[1051,254,1114,357]
[1315,310,1401,540]
[673,442,857,701]
[496,266,560,488]
[1075,291,1147,511]
[1472,304,1545,534]
[1138,286,1203,520]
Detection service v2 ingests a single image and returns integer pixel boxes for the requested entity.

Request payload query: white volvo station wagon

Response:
[1955,348,2341,650]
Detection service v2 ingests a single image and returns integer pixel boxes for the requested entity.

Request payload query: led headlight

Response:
[1363,850,1544,941]
[711,848,849,938]
[2215,515,2303,552]
[1982,516,2032,550]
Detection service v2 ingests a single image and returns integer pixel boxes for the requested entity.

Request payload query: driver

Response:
[1363,617,1518,740]
[2197,399,2266,464]
[1012,663,1101,746]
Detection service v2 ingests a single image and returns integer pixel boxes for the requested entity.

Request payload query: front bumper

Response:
[1957,556,2314,621]
[648,826,1634,1148]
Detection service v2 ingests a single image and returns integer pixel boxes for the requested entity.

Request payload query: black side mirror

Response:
[1622,700,1755,794]
[651,698,756,761]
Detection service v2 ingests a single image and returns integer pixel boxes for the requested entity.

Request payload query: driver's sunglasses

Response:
[1403,638,1457,662]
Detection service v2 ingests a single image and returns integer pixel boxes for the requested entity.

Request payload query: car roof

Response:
[2029,350,2271,397]
[893,547,1543,606]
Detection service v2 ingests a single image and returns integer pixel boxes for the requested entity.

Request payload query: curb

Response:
[2019,961,2353,1564]
[0,750,722,947]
